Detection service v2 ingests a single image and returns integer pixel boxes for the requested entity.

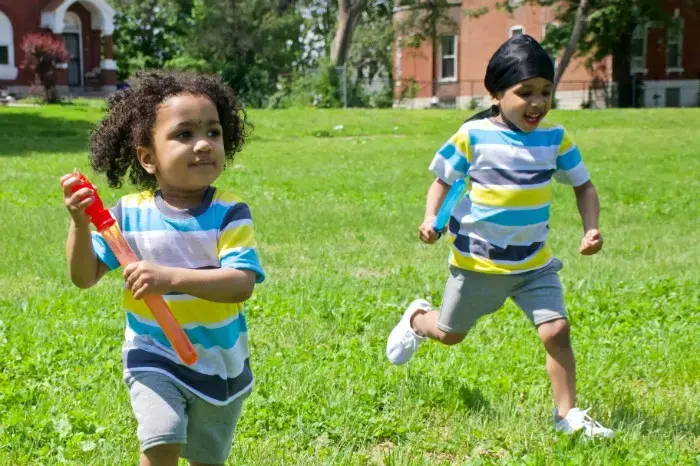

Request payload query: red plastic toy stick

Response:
[71,172,198,366]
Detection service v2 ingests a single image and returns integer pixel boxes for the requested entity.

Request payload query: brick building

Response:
[0,0,116,97]
[394,0,699,109]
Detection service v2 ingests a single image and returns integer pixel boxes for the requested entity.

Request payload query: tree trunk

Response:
[612,31,634,108]
[330,0,366,66]
[553,0,589,93]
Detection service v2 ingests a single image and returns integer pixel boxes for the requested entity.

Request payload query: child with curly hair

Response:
[61,70,265,466]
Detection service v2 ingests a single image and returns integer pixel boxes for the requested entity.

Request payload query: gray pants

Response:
[438,259,567,334]
[125,370,248,464]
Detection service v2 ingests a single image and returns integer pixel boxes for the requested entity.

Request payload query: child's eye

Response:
[176,131,192,139]
[518,91,532,98]
[542,91,552,97]
[208,129,222,138]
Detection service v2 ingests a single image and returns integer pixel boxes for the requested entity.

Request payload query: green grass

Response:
[0,102,698,465]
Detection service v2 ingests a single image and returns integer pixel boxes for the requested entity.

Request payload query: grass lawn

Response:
[0,103,698,465]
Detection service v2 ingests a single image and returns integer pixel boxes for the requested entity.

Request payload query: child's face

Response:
[138,93,225,193]
[493,77,553,132]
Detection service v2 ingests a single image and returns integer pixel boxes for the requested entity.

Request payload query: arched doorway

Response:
[62,11,83,87]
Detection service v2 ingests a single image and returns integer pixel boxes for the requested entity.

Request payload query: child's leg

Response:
[411,310,467,345]
[511,259,575,417]
[140,445,181,466]
[537,318,576,417]
[387,267,509,364]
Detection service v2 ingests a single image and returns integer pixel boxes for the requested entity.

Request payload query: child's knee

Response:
[437,331,467,346]
[538,318,570,347]
[141,443,181,466]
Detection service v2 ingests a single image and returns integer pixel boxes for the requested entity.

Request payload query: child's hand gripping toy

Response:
[71,172,198,366]
[433,178,466,238]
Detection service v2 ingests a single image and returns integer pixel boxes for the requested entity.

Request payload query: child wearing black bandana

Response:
[386,35,613,438]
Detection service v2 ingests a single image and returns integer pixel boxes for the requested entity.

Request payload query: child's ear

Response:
[491,92,502,106]
[137,146,157,175]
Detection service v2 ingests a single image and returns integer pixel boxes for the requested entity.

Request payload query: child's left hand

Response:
[579,229,603,255]
[123,261,174,299]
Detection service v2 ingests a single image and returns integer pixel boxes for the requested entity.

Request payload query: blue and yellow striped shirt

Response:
[91,187,265,405]
[430,118,589,274]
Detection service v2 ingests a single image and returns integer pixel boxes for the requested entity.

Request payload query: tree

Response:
[113,0,194,81]
[330,0,368,66]
[21,34,70,103]
[182,0,304,106]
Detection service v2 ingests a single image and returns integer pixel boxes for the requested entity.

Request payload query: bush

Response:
[21,34,70,103]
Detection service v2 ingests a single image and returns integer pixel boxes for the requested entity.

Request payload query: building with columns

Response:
[0,0,116,97]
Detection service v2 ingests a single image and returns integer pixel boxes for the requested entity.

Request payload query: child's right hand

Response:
[61,173,95,228]
[419,216,440,244]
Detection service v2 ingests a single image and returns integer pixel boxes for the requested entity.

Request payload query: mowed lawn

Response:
[0,103,698,465]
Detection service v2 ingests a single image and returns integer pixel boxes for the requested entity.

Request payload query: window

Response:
[631,25,647,73]
[439,35,457,81]
[508,0,524,7]
[0,11,17,80]
[510,25,524,37]
[666,18,683,70]
[665,87,681,107]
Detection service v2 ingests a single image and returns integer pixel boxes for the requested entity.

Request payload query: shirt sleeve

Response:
[428,129,471,185]
[90,201,122,271]
[217,202,265,284]
[554,129,590,186]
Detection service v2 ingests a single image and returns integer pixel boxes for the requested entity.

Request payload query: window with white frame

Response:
[666,17,683,70]
[508,0,524,7]
[0,11,17,80]
[439,35,457,81]
[510,25,524,37]
[631,24,648,73]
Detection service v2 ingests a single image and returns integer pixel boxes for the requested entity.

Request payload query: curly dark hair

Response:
[89,70,249,190]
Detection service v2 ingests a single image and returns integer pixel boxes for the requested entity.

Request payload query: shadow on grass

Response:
[611,399,700,437]
[0,112,94,156]
[458,383,491,412]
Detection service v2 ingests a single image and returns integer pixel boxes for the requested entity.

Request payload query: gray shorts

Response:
[124,370,248,464]
[438,258,567,334]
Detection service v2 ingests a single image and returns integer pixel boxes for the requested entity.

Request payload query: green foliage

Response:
[113,0,194,81]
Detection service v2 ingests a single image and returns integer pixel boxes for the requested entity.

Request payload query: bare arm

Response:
[123,263,257,303]
[66,220,108,288]
[62,174,108,288]
[419,178,451,244]
[573,180,603,255]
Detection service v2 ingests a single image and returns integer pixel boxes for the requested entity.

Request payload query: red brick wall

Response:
[395,0,615,102]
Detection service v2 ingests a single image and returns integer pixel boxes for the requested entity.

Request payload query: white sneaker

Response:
[386,299,431,365]
[553,408,615,439]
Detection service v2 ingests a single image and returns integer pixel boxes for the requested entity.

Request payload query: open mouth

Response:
[190,162,216,168]
[524,112,543,126]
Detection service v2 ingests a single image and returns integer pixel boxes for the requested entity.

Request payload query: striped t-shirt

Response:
[91,187,265,405]
[429,118,589,274]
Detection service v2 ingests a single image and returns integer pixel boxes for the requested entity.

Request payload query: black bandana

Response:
[466,34,554,124]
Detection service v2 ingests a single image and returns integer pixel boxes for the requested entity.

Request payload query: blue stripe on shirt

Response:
[126,312,248,350]
[468,128,562,147]
[469,203,550,226]
[556,147,583,171]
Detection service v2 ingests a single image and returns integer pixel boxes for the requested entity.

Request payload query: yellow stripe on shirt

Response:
[124,292,242,325]
[218,224,256,251]
[448,243,553,274]
[450,131,473,162]
[470,183,552,208]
